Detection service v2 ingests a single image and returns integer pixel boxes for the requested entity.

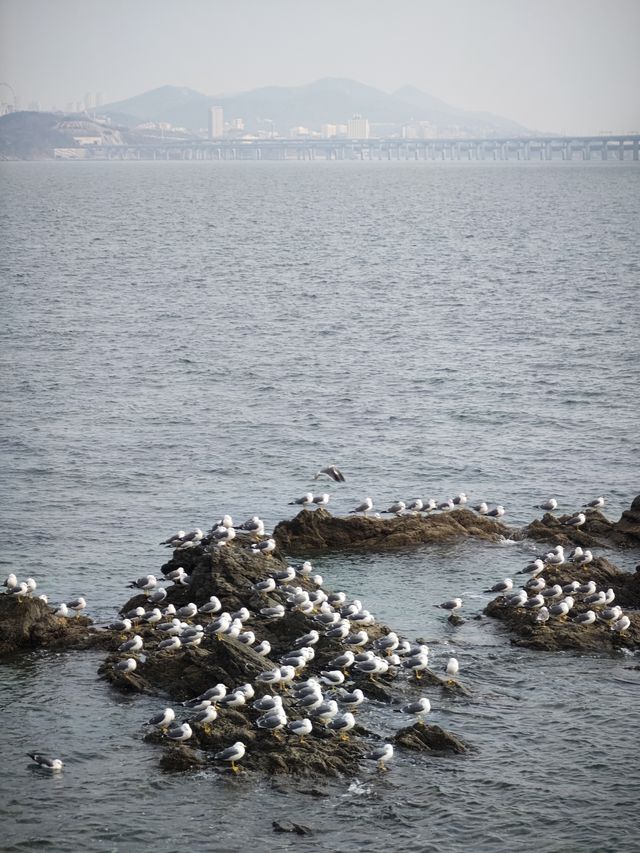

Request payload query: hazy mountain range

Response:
[102,78,533,135]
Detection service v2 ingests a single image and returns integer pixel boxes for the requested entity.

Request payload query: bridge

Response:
[61,134,640,162]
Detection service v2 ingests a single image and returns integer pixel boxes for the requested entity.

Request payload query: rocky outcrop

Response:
[0,595,98,656]
[273,507,511,554]
[100,539,467,776]
[614,494,640,544]
[485,557,640,652]
[522,495,640,549]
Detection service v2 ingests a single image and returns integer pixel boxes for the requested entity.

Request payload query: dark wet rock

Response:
[485,556,640,651]
[0,594,99,657]
[614,494,640,544]
[272,820,313,835]
[522,495,640,549]
[394,723,468,754]
[159,744,206,772]
[273,507,511,554]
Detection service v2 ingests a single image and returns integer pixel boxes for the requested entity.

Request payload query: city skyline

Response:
[1,0,639,136]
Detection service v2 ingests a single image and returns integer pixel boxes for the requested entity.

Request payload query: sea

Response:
[0,160,639,852]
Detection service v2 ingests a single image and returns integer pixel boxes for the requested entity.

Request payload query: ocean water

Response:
[1,160,639,852]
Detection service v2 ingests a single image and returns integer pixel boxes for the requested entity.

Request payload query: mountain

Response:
[100,78,533,136]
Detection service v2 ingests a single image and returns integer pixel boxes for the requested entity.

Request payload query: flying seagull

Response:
[314,466,345,483]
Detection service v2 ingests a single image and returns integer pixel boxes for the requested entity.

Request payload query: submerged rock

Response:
[394,723,469,754]
[273,507,511,554]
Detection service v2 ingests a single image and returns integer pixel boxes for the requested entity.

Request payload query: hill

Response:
[101,78,533,136]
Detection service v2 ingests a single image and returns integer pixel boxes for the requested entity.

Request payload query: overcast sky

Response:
[1,0,639,134]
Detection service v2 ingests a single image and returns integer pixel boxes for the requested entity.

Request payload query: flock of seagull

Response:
[8,467,626,775]
[125,549,461,773]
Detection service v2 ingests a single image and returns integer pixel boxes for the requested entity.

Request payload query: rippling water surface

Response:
[1,161,639,852]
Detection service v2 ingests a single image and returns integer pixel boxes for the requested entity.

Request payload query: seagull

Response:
[573,610,596,626]
[289,493,314,506]
[256,712,287,734]
[536,498,558,511]
[507,590,528,608]
[577,580,597,596]
[320,670,345,687]
[523,593,545,610]
[159,530,186,546]
[575,550,594,567]
[544,546,565,566]
[366,743,394,771]
[158,636,182,652]
[535,606,550,624]
[148,588,167,605]
[435,598,462,613]
[404,652,429,679]
[128,575,157,593]
[165,723,193,742]
[568,546,584,561]
[406,499,424,512]
[472,502,489,514]
[611,615,631,632]
[215,741,246,773]
[438,499,454,511]
[4,573,18,590]
[253,694,283,713]
[549,597,574,618]
[337,688,365,708]
[446,657,459,678]
[27,753,63,771]
[452,493,467,505]
[484,578,513,594]
[66,596,87,615]
[219,691,246,709]
[147,708,176,729]
[312,493,330,507]
[328,651,356,670]
[191,705,218,730]
[583,497,605,509]
[115,658,137,673]
[351,497,373,514]
[314,465,345,483]
[253,640,272,656]
[176,603,198,620]
[525,577,546,593]
[564,513,586,528]
[312,700,339,725]
[422,498,437,512]
[252,538,276,555]
[211,526,237,545]
[401,697,431,722]
[198,596,222,615]
[521,558,545,576]
[384,501,406,515]
[327,712,356,738]
[259,604,285,620]
[486,505,505,517]
[541,584,563,601]
[118,635,143,653]
[287,718,313,740]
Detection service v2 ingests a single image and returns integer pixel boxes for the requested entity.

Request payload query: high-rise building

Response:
[208,106,224,139]
[320,123,337,138]
[347,114,370,138]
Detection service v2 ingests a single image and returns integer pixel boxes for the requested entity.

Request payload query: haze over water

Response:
[1,160,639,852]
